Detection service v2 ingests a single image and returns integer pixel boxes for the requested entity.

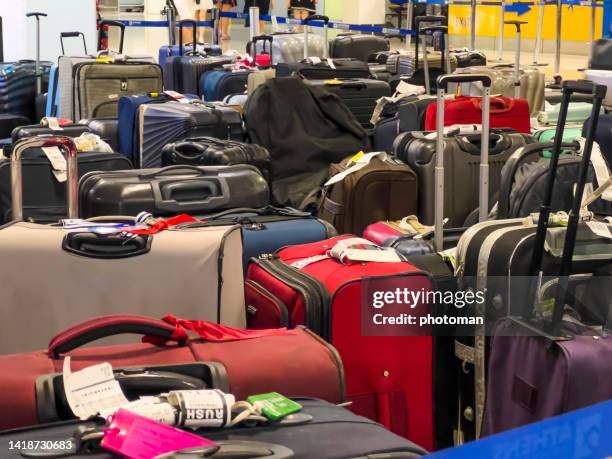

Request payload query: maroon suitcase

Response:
[0,314,345,431]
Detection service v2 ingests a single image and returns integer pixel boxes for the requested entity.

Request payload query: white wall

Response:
[0,0,97,63]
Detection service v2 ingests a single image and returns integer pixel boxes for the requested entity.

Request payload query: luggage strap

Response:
[454,340,475,365]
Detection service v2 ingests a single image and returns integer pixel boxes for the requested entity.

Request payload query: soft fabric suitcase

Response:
[246,235,436,450]
[275,58,372,80]
[137,101,244,168]
[425,95,531,134]
[0,147,132,224]
[204,207,336,273]
[584,111,612,164]
[0,314,345,430]
[0,398,426,458]
[330,33,391,63]
[79,117,119,151]
[0,137,247,354]
[200,69,251,102]
[451,49,487,68]
[306,78,392,128]
[78,164,269,218]
[161,137,271,182]
[318,152,418,235]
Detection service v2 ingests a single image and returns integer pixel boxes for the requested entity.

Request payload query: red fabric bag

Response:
[246,236,435,450]
[0,315,345,430]
[425,96,531,133]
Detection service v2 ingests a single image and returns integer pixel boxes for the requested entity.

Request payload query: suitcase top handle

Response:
[60,31,88,55]
[26,12,47,18]
[304,14,330,25]
[47,315,189,358]
[11,136,79,222]
[178,19,199,56]
[157,441,295,458]
[437,74,492,90]
[98,20,126,54]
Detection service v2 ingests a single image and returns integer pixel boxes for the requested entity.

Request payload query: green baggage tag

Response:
[247,393,302,421]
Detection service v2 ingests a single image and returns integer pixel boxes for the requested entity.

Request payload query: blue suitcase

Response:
[158,43,222,67]
[205,207,337,271]
[200,70,251,102]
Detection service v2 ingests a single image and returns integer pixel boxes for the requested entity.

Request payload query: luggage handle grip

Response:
[563,79,608,98]
[62,232,152,259]
[472,96,513,114]
[26,12,47,18]
[420,25,448,34]
[48,315,189,359]
[414,15,446,28]
[304,14,330,25]
[60,32,83,38]
[178,19,198,56]
[98,20,126,54]
[437,74,492,89]
[139,165,220,179]
[152,178,231,212]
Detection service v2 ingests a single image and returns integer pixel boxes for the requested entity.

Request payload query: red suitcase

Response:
[424,95,531,133]
[0,314,345,431]
[246,236,435,450]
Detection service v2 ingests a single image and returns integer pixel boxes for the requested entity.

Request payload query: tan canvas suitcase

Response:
[0,136,245,354]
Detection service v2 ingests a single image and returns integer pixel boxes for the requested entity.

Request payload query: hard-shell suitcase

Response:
[78,164,269,218]
[0,148,132,224]
[584,111,612,164]
[246,235,436,450]
[425,95,531,134]
[10,122,91,142]
[306,78,392,128]
[276,58,372,80]
[330,33,390,63]
[252,32,326,66]
[452,49,487,68]
[205,207,336,273]
[200,70,251,102]
[0,137,247,354]
[536,101,600,126]
[589,38,612,70]
[79,117,119,151]
[0,60,52,121]
[0,398,427,458]
[0,114,29,139]
[161,137,271,182]
[137,101,244,168]
[0,314,345,430]
[158,17,222,67]
[318,153,418,235]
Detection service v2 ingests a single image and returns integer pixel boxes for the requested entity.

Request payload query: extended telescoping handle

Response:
[26,12,47,95]
[414,15,445,70]
[98,20,126,54]
[420,25,450,95]
[505,20,527,98]
[178,19,197,56]
[303,14,330,60]
[11,136,79,222]
[251,35,273,65]
[60,31,88,55]
[47,315,189,359]
[434,74,492,251]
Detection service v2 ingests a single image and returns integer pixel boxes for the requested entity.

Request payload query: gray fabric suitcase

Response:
[0,136,246,355]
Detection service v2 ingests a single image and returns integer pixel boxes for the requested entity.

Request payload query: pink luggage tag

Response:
[101,409,216,459]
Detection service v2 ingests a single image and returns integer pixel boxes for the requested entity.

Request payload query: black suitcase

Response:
[0,114,29,139]
[584,112,612,165]
[11,123,91,142]
[589,38,612,70]
[164,55,235,95]
[452,49,487,68]
[0,398,426,458]
[0,149,132,223]
[330,34,390,63]
[79,118,119,151]
[276,58,372,79]
[78,164,270,218]
[161,137,271,182]
[306,78,392,128]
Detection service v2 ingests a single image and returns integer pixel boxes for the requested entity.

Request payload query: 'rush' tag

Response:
[167,390,234,428]
[102,409,216,459]
[246,393,302,421]
[42,146,67,182]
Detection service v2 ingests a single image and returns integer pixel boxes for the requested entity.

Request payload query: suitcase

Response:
[161,137,271,182]
[589,38,612,70]
[454,81,611,441]
[204,207,336,273]
[10,122,91,142]
[0,398,427,458]
[451,49,487,68]
[0,60,52,121]
[0,136,247,354]
[425,95,531,134]
[0,114,29,139]
[0,314,345,430]
[330,33,390,63]
[252,32,327,66]
[318,152,418,235]
[276,58,372,80]
[137,101,244,168]
[535,101,601,126]
[79,117,119,151]
[584,112,612,165]
[200,70,251,102]
[306,78,392,129]
[0,147,132,224]
[246,235,436,450]
[78,164,269,218]
[158,19,222,67]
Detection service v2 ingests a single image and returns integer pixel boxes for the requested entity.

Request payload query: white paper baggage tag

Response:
[168,390,235,429]
[42,146,67,183]
[396,80,426,97]
[41,117,63,131]
[102,398,177,425]
[324,152,387,187]
[577,138,612,201]
[62,359,129,420]
[586,221,612,239]
[326,58,336,70]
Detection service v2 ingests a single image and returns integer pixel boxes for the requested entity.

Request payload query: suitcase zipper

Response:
[253,256,330,340]
[245,280,290,327]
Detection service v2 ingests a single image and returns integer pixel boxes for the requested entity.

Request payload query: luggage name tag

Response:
[101,409,217,459]
[246,393,302,421]
[41,117,64,131]
[42,146,67,183]
[99,397,177,426]
[166,390,235,429]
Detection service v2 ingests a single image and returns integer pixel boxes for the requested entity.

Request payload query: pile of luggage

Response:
[0,8,610,459]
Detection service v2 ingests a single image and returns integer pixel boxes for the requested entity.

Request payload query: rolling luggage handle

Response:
[504,20,527,99]
[11,136,79,222]
[251,35,274,67]
[47,315,190,358]
[303,14,329,60]
[60,31,88,55]
[414,15,446,85]
[98,20,126,54]
[26,12,47,95]
[420,25,451,95]
[435,74,492,251]
[178,19,199,57]
[525,80,607,336]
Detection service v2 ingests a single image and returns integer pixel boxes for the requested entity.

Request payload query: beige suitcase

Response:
[0,136,245,354]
